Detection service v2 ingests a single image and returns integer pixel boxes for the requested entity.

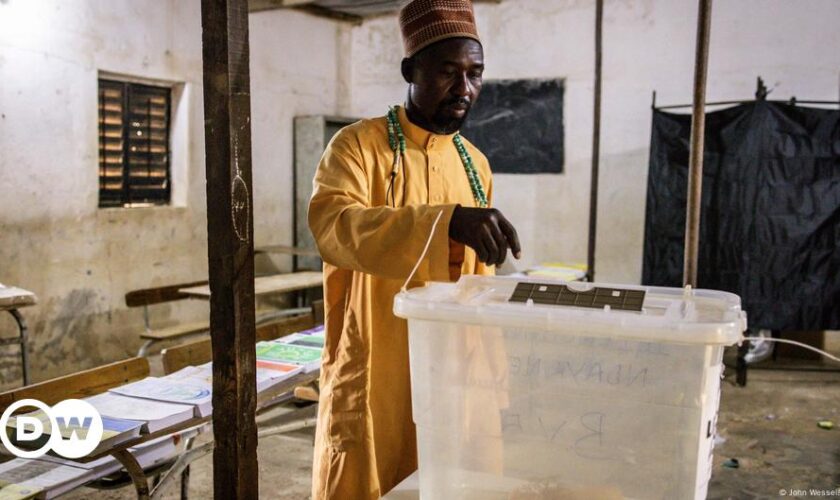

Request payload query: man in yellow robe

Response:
[308,1,521,498]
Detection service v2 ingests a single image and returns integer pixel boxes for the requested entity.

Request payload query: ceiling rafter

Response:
[249,0,502,24]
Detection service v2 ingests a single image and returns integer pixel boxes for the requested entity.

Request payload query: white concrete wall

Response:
[0,1,339,387]
[340,0,840,284]
[250,9,340,270]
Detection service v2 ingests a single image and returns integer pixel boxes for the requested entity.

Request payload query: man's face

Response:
[404,38,484,134]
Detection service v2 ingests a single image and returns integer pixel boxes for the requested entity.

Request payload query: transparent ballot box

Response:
[394,276,746,500]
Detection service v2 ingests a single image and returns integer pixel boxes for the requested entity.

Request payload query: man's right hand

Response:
[448,205,522,267]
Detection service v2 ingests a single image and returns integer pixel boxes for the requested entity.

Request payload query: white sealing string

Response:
[741,336,840,364]
[401,210,445,292]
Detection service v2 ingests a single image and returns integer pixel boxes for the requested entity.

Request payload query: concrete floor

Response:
[61,343,839,500]
[709,370,840,499]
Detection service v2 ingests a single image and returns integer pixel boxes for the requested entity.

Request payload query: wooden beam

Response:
[251,0,503,21]
[0,358,150,415]
[200,0,259,498]
[683,0,713,288]
[294,4,363,24]
[248,0,314,12]
[586,0,603,283]
[248,0,362,24]
[125,280,208,307]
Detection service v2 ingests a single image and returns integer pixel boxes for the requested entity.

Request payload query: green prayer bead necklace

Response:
[386,106,488,208]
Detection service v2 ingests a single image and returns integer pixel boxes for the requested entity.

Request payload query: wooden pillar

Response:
[200,0,258,498]
[586,0,604,283]
[683,0,713,288]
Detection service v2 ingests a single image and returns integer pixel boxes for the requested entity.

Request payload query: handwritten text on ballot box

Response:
[394,275,745,500]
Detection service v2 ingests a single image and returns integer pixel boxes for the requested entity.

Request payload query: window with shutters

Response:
[98,79,171,207]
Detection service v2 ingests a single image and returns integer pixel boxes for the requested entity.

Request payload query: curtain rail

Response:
[654,98,840,111]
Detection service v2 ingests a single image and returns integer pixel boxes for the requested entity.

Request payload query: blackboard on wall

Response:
[460,78,564,174]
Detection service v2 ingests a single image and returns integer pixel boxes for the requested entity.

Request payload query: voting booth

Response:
[395,275,746,500]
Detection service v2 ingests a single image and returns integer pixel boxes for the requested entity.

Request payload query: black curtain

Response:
[643,100,840,330]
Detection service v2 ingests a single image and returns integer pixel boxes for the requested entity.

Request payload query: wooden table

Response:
[95,370,320,500]
[0,284,37,385]
[178,271,323,299]
[127,272,323,357]
[255,245,321,274]
[2,362,319,500]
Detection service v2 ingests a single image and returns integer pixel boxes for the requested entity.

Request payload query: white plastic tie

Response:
[401,210,445,292]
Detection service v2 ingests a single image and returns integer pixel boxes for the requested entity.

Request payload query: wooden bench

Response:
[127,275,323,357]
[0,357,150,415]
[125,281,211,357]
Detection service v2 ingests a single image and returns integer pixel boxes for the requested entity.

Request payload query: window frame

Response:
[98,78,172,208]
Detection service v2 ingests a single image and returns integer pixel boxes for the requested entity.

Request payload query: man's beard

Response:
[431,97,472,134]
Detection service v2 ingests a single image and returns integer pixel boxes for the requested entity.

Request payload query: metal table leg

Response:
[137,339,155,357]
[180,435,196,500]
[7,309,30,385]
[113,449,151,499]
[144,419,317,499]
[149,440,214,500]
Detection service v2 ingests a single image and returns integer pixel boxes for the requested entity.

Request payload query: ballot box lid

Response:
[394,275,746,346]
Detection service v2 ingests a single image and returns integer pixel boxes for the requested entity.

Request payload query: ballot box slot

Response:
[509,282,646,312]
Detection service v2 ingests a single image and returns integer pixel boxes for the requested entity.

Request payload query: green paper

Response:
[256,342,321,365]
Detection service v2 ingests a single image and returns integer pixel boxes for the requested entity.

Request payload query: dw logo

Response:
[0,399,103,459]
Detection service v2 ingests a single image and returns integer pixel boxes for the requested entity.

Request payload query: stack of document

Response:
[0,458,94,500]
[281,332,324,349]
[258,324,324,374]
[83,393,195,434]
[256,340,321,374]
[297,325,325,340]
[36,433,179,481]
[254,363,304,392]
[0,434,181,499]
[109,376,212,418]
[168,362,304,396]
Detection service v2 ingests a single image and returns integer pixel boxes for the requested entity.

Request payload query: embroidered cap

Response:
[399,0,481,58]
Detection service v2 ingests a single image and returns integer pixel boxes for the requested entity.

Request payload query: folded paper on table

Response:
[37,434,180,478]
[279,333,324,349]
[256,341,321,373]
[0,458,94,500]
[109,377,212,418]
[83,393,194,434]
